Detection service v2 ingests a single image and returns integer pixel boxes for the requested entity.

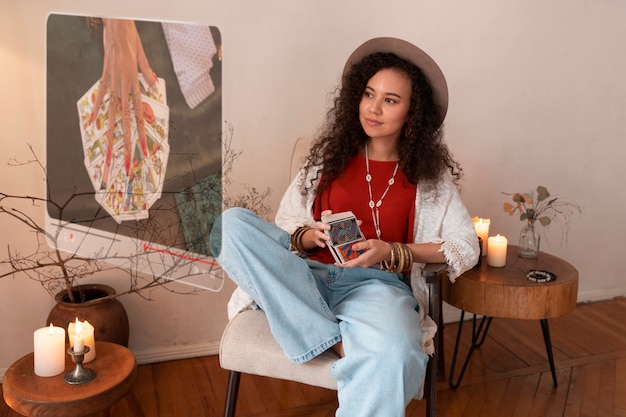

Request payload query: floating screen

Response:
[45,14,224,291]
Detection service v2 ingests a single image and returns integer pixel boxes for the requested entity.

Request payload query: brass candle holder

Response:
[64,346,96,384]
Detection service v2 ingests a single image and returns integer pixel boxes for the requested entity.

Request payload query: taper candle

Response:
[68,318,96,363]
[472,217,490,256]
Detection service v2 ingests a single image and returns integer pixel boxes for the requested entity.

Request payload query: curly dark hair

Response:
[302,52,462,195]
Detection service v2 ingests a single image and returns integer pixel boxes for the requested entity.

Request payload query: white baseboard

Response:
[133,341,220,365]
[576,288,626,304]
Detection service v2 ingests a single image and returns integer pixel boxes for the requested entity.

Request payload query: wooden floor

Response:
[2,298,625,417]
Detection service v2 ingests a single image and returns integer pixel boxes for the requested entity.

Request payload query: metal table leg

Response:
[448,314,559,389]
[448,310,493,389]
[540,319,558,387]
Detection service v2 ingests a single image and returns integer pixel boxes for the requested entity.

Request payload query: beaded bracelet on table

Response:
[526,270,556,283]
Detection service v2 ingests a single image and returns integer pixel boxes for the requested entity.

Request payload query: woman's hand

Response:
[341,239,391,269]
[90,18,157,179]
[299,210,333,251]
[308,210,389,268]
[305,221,331,249]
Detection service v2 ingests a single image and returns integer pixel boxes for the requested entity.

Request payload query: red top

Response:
[311,153,417,264]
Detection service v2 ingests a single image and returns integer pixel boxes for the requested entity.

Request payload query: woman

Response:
[212,37,479,417]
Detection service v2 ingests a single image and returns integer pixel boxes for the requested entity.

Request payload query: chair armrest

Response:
[422,263,447,284]
[422,262,446,318]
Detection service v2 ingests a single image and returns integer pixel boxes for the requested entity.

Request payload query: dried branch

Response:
[1,125,271,302]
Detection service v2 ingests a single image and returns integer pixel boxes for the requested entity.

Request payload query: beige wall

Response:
[2,0,625,377]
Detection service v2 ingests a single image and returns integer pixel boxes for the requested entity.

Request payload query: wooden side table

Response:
[442,245,578,388]
[2,342,144,417]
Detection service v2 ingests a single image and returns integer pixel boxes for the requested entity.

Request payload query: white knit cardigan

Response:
[228,163,479,355]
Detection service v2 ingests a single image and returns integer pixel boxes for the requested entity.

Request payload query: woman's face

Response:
[359,68,412,144]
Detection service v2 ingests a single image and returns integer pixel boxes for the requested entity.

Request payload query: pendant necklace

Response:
[365,144,399,240]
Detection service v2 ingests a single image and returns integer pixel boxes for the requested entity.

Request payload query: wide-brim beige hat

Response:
[343,37,448,126]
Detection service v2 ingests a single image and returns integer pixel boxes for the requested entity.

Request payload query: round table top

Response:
[443,245,579,320]
[2,342,137,417]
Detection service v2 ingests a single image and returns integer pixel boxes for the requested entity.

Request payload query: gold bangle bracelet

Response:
[381,242,395,271]
[405,244,414,270]
[393,242,399,270]
[399,243,407,272]
[400,243,414,272]
[391,242,401,272]
[290,226,318,256]
[382,242,414,273]
[402,248,409,271]
[383,242,401,273]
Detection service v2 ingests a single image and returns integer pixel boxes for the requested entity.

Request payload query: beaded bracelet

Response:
[526,270,557,283]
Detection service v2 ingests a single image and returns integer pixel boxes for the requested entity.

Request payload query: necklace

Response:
[365,145,399,240]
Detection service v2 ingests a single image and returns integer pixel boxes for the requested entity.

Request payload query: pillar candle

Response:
[33,324,66,377]
[472,217,490,256]
[68,318,96,363]
[487,234,508,267]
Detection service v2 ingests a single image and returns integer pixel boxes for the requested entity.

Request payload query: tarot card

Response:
[83,135,110,191]
[79,76,170,224]
[77,76,167,147]
[84,117,125,192]
[76,81,116,145]
[96,162,132,222]
[138,74,167,104]
[322,211,365,264]
[142,125,170,191]
[140,95,169,147]
[126,128,170,210]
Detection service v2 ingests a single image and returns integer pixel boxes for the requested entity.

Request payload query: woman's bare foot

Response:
[332,341,345,357]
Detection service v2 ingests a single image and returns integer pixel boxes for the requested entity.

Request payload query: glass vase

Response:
[518,220,540,258]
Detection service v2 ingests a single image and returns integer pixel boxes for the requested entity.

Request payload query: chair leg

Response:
[426,302,439,417]
[437,292,445,378]
[425,356,437,417]
[425,270,443,417]
[224,370,241,417]
[124,391,146,417]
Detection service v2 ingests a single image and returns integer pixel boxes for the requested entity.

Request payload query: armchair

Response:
[219,138,446,417]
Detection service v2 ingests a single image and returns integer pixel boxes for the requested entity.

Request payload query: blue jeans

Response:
[211,208,428,417]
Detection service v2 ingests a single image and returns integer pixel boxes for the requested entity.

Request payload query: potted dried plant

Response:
[1,134,270,345]
[503,185,581,258]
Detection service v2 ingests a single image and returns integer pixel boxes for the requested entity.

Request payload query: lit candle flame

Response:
[75,317,83,333]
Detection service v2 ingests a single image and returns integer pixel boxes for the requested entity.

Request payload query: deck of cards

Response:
[322,211,365,264]
[77,75,170,223]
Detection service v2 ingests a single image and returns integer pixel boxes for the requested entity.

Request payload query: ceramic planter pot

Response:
[47,284,130,346]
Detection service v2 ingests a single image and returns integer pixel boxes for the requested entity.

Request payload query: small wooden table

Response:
[442,245,578,388]
[2,342,144,417]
